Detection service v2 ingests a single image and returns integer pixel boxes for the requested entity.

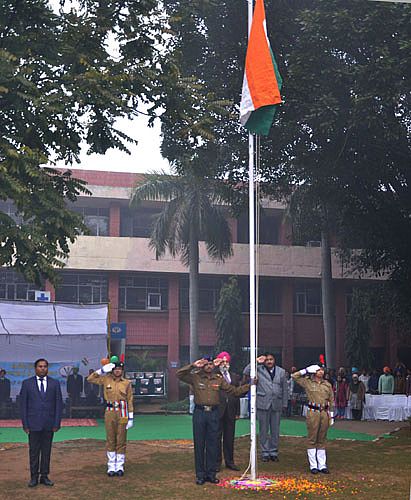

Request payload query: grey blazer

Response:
[244,363,288,411]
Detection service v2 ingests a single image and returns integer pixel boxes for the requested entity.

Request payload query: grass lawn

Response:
[0,426,409,499]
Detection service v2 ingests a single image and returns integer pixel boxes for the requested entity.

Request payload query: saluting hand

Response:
[256,355,266,364]
[213,358,223,367]
[193,359,207,368]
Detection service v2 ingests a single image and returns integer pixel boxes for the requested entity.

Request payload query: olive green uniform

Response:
[87,372,134,473]
[292,370,334,472]
[177,364,249,480]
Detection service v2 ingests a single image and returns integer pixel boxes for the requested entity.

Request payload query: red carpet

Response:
[0,419,97,428]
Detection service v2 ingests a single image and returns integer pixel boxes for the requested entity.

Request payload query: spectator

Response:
[368,369,380,394]
[324,372,333,387]
[334,375,349,419]
[378,367,394,395]
[394,370,406,394]
[67,367,83,406]
[359,369,370,392]
[328,369,337,386]
[393,361,406,378]
[291,366,305,416]
[84,369,100,404]
[405,368,411,397]
[348,373,366,420]
[0,369,11,405]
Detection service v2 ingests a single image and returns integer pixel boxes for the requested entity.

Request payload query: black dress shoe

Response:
[205,477,220,484]
[215,466,221,472]
[226,463,240,471]
[261,456,270,462]
[310,468,319,474]
[107,471,116,477]
[28,478,38,488]
[319,468,330,474]
[40,476,54,486]
[117,470,124,477]
[196,478,205,485]
[270,456,279,462]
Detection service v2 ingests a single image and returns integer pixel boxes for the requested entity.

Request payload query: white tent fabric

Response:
[0,301,108,398]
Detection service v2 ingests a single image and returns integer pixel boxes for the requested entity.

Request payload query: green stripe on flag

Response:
[245,50,282,136]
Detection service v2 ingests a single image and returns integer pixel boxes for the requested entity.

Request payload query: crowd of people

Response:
[286,362,411,421]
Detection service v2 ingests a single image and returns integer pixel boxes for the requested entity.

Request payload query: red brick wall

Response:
[293,315,324,346]
[109,203,121,237]
[121,311,169,345]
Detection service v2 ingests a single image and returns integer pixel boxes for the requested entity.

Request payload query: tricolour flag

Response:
[239,0,283,136]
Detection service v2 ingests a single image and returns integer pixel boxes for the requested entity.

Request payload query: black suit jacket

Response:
[67,374,83,396]
[218,372,241,420]
[20,376,63,432]
[0,377,11,402]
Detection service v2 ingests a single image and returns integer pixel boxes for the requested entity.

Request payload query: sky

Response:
[56,115,170,174]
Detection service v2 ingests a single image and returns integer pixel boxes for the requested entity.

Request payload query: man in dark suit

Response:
[67,366,83,405]
[215,352,242,472]
[20,358,63,488]
[0,369,11,404]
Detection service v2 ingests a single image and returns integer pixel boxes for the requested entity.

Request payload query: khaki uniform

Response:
[292,371,334,448]
[87,371,134,473]
[177,364,249,481]
[177,364,249,404]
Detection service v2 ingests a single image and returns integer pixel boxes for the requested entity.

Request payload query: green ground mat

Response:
[0,416,375,444]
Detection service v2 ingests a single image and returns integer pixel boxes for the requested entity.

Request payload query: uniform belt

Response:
[106,401,121,408]
[307,402,329,412]
[195,404,218,412]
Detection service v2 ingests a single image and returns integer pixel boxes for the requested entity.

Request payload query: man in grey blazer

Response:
[243,353,287,462]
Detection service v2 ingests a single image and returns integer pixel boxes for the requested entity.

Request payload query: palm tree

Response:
[130,170,235,362]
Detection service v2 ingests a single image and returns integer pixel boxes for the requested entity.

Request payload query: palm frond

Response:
[200,197,233,262]
[130,172,185,206]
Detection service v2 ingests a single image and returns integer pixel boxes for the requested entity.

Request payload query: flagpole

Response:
[247,0,257,481]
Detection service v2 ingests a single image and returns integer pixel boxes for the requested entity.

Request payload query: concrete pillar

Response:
[108,272,119,323]
[281,280,294,369]
[167,275,180,401]
[109,203,121,237]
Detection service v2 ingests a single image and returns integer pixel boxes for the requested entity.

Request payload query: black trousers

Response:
[192,408,219,480]
[28,430,54,478]
[352,409,362,420]
[217,411,236,467]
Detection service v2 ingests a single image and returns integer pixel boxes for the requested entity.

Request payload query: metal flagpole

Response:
[247,0,257,480]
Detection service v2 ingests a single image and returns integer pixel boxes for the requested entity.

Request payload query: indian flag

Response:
[239,0,283,136]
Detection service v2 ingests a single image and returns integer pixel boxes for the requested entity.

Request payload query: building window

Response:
[120,207,161,237]
[72,207,109,236]
[0,270,42,301]
[55,273,108,304]
[295,284,322,315]
[119,274,168,311]
[238,277,281,313]
[0,201,24,225]
[180,276,224,312]
[237,210,280,245]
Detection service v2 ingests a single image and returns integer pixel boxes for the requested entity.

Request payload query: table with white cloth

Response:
[362,394,411,421]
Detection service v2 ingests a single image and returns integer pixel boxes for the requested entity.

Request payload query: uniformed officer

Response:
[177,357,251,485]
[87,361,134,476]
[292,364,334,474]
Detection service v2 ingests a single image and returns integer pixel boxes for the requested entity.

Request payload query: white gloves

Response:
[329,411,334,426]
[126,412,134,430]
[306,364,321,374]
[102,362,116,373]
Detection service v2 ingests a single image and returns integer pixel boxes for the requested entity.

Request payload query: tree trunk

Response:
[321,228,336,369]
[189,223,200,362]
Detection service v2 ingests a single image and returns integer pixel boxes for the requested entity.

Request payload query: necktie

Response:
[40,377,45,394]
[224,372,230,384]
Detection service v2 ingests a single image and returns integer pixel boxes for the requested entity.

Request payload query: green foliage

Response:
[215,276,244,372]
[0,0,166,282]
[345,289,374,370]
[125,350,164,371]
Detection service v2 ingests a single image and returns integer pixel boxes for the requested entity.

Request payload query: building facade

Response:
[1,169,409,400]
